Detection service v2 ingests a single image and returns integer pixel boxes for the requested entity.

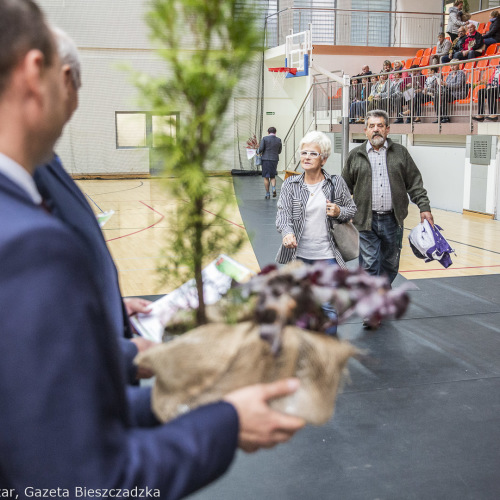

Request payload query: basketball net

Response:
[268,67,297,92]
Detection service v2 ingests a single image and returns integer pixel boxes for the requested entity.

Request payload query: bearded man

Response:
[341,110,433,303]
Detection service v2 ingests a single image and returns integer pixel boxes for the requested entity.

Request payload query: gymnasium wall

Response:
[39,0,259,176]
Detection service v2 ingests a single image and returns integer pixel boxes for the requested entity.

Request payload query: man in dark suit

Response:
[34,27,155,383]
[0,2,304,496]
[258,126,282,199]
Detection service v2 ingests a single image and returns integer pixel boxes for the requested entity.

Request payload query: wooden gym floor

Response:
[76,176,500,297]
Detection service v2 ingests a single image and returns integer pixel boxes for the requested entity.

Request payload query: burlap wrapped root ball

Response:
[135,321,357,425]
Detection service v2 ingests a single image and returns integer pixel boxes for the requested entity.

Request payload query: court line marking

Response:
[401,264,500,273]
[85,181,144,196]
[180,200,246,229]
[105,201,164,242]
[84,193,104,213]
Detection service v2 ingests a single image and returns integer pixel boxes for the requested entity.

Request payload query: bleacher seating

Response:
[415,49,424,58]
[419,55,430,67]
[485,44,497,56]
[478,22,486,34]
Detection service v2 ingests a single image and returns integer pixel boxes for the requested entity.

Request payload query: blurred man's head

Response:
[52,26,81,121]
[0,0,66,168]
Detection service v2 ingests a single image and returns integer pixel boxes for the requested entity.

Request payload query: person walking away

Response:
[258,126,282,199]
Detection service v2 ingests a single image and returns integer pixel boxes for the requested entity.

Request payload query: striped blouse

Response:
[275,170,357,268]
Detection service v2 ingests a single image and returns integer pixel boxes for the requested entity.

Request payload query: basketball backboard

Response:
[285,29,312,78]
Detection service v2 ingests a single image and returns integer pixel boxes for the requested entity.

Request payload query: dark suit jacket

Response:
[258,134,282,161]
[34,156,138,380]
[0,170,238,497]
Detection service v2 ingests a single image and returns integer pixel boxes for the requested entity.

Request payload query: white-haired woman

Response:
[276,130,357,268]
[275,131,357,334]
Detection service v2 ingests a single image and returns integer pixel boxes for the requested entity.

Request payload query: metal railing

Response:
[265,8,444,49]
[282,86,315,172]
[282,54,500,173]
[314,54,500,125]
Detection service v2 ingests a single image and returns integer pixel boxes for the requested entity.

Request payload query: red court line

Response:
[180,199,246,229]
[400,264,500,273]
[105,201,165,242]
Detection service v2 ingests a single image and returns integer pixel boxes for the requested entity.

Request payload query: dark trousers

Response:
[359,213,402,285]
[477,87,500,115]
[453,50,482,60]
[437,89,459,118]
[411,92,434,117]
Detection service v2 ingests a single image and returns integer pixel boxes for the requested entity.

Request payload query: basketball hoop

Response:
[268,67,297,91]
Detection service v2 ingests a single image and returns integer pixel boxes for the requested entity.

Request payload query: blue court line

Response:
[84,192,104,213]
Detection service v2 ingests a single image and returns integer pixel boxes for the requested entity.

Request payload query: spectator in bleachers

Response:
[400,66,426,123]
[431,33,452,65]
[434,60,467,123]
[350,76,371,124]
[453,23,484,60]
[390,73,406,123]
[472,61,500,122]
[447,1,467,42]
[415,67,441,122]
[483,11,500,48]
[442,26,467,63]
[354,64,372,78]
[367,72,390,113]
[381,60,392,74]
[353,76,378,124]
[390,60,405,80]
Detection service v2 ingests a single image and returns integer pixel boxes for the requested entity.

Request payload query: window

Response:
[350,0,392,46]
[116,113,146,148]
[116,112,179,149]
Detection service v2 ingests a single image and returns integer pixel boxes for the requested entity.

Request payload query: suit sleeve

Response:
[257,137,266,155]
[0,224,238,499]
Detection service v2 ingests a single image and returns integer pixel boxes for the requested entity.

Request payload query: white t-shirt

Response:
[296,180,335,260]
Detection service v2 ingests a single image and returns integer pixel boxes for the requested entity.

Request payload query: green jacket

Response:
[341,139,431,231]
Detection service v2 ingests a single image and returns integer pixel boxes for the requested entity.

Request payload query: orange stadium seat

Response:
[485,44,498,56]
[404,58,414,69]
[489,57,500,66]
[477,22,486,34]
[419,55,430,67]
[415,49,424,58]
[476,58,489,69]
[431,46,437,55]
[423,48,431,57]
[485,22,492,32]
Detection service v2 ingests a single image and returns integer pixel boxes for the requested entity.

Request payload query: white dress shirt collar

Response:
[0,153,42,204]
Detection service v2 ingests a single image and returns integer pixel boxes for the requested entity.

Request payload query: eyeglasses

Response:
[300,150,321,158]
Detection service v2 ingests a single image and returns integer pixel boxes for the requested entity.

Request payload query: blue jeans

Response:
[296,257,338,336]
[359,212,402,285]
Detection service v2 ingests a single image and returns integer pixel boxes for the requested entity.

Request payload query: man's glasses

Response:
[300,150,321,158]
